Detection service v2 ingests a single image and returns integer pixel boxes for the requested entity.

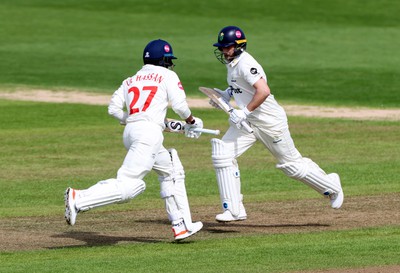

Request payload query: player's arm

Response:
[185,115,196,124]
[108,84,128,124]
[169,95,204,138]
[166,74,192,120]
[166,73,204,137]
[228,76,269,132]
[246,77,270,112]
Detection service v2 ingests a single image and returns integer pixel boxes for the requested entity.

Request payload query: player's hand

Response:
[229,108,251,130]
[209,87,232,109]
[184,117,203,139]
[213,87,232,104]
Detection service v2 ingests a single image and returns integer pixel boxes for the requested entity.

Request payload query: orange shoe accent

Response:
[72,189,76,200]
[173,229,188,237]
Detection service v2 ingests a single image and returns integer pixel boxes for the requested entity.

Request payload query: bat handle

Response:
[241,121,253,133]
[191,128,220,135]
[228,109,254,133]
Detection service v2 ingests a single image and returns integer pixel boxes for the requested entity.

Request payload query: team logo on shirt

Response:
[178,81,184,90]
[250,67,258,75]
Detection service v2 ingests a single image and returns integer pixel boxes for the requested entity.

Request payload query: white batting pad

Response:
[276,157,341,195]
[211,138,241,216]
[159,149,195,231]
[75,178,145,211]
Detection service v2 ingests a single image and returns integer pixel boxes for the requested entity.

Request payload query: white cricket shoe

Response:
[64,187,79,225]
[216,204,247,222]
[172,220,203,241]
[327,173,344,209]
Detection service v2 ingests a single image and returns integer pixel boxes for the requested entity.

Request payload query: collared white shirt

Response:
[226,51,288,133]
[109,65,191,128]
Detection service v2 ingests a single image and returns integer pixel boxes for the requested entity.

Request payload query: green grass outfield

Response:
[0,0,399,272]
[1,228,399,273]
[0,102,399,272]
[1,0,399,107]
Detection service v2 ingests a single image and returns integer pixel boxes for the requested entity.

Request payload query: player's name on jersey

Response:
[125,73,164,86]
[135,73,164,83]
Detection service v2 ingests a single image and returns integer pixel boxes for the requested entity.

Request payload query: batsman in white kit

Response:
[64,39,204,240]
[208,26,344,222]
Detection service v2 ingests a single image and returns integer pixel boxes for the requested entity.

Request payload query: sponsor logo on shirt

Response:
[231,87,242,94]
[250,68,258,75]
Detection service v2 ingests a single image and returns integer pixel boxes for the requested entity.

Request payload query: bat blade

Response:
[198,86,232,114]
[198,86,253,133]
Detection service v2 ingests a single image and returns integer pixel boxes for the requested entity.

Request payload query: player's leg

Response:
[64,177,146,225]
[65,122,162,225]
[255,127,344,209]
[153,147,202,240]
[212,126,256,222]
[277,158,343,208]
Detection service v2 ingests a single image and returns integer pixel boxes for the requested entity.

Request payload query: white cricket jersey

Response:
[108,64,191,128]
[226,51,288,133]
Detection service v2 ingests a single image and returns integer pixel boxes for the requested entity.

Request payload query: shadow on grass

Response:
[49,220,330,249]
[50,231,164,249]
[203,221,330,234]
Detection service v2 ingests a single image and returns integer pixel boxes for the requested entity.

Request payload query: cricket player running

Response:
[209,26,344,222]
[65,39,203,240]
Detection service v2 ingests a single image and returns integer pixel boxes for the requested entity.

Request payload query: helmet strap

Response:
[234,43,246,57]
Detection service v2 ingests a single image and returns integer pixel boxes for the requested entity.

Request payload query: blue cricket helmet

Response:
[143,39,177,68]
[213,26,247,49]
[213,26,247,64]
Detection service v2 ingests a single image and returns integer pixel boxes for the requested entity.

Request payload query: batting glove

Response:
[229,108,251,129]
[184,117,203,139]
[209,87,233,109]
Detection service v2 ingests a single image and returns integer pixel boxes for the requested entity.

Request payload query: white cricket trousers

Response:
[74,121,164,211]
[120,121,164,179]
[222,125,302,164]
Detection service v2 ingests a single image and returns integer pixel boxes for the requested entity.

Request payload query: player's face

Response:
[221,45,235,62]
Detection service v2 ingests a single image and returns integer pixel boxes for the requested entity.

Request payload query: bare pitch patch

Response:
[1,193,399,252]
[1,195,399,273]
[0,89,399,121]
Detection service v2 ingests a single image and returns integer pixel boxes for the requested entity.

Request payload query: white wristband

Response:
[243,107,252,116]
